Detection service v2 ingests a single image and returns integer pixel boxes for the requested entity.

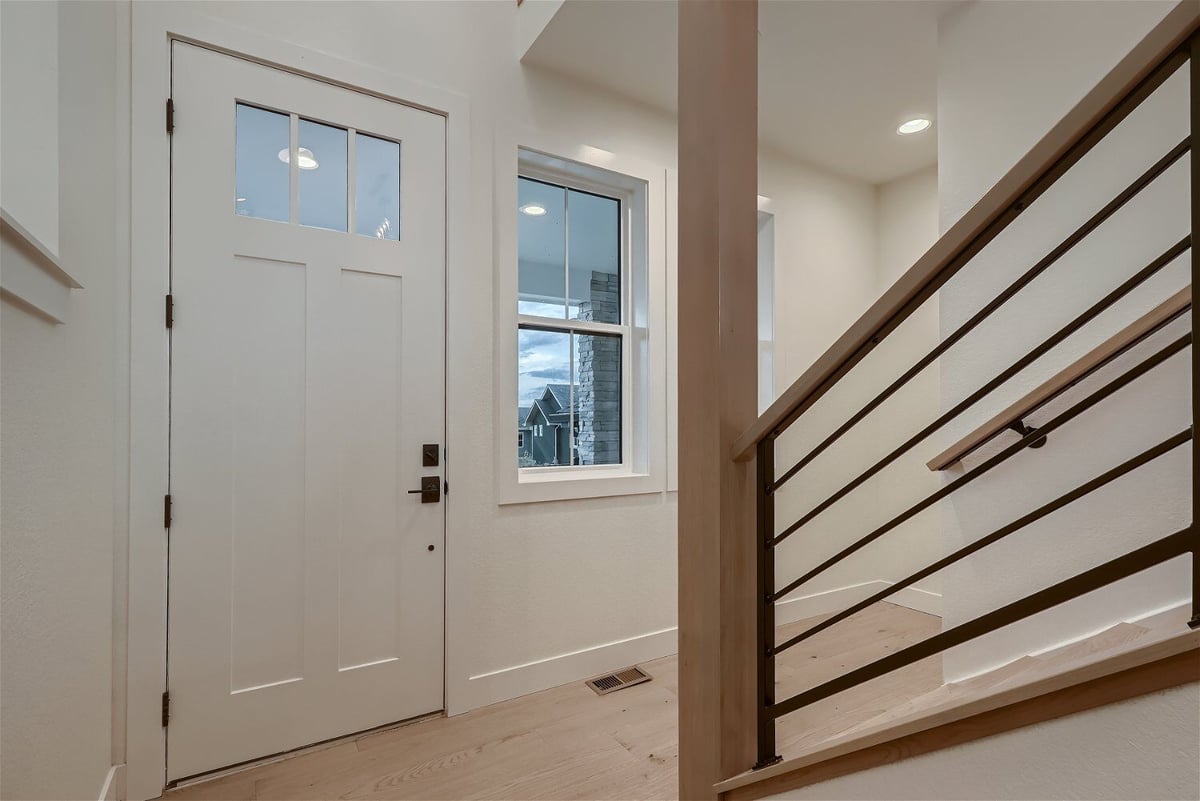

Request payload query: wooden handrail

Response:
[927,286,1192,471]
[731,1,1200,463]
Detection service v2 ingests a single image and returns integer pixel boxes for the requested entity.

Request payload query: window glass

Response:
[517,177,566,318]
[518,327,571,467]
[355,132,401,240]
[297,119,347,232]
[235,104,290,222]
[567,190,620,324]
[572,332,621,465]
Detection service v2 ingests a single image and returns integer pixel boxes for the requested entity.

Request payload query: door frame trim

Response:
[128,8,469,798]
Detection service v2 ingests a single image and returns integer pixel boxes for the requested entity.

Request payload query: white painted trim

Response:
[0,207,81,324]
[516,0,566,61]
[462,580,941,711]
[127,7,471,799]
[494,126,669,504]
[0,208,79,286]
[463,626,677,710]
[96,764,123,801]
[890,585,943,617]
[775,581,944,626]
[1020,599,1192,662]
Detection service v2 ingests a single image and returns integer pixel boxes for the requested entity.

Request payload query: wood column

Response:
[677,1,759,798]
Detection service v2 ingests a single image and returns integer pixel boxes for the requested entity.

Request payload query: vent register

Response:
[585,666,652,696]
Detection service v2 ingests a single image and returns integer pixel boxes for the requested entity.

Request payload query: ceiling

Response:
[523,0,962,185]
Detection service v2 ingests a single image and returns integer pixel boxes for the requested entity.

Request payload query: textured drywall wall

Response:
[936,0,1189,681]
[0,3,122,798]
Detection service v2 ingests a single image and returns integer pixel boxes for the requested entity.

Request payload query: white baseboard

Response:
[776,580,943,625]
[463,626,678,711]
[458,581,941,714]
[97,764,124,801]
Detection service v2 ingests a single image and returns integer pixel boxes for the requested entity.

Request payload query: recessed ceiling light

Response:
[277,147,319,170]
[896,118,932,136]
[521,203,548,216]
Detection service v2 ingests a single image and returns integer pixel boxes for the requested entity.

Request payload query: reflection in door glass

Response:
[355,133,401,240]
[298,119,348,232]
[235,104,290,222]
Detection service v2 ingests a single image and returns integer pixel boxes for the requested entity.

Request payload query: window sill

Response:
[497,467,664,505]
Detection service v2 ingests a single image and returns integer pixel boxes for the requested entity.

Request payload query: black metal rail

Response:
[750,32,1200,770]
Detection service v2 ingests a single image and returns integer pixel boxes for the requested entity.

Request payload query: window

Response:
[234,103,400,239]
[498,142,665,503]
[518,172,625,469]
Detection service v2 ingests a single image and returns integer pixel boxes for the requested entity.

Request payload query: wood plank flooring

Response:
[164,603,940,801]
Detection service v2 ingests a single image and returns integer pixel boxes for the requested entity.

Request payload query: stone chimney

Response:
[575,271,621,465]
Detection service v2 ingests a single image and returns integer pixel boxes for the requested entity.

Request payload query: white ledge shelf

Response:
[1,207,80,324]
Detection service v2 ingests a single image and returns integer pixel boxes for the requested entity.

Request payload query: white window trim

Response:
[494,129,667,504]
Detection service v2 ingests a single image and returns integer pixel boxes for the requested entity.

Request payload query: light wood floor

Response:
[165,603,941,801]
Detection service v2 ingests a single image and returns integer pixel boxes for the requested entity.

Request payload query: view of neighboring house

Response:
[518,384,577,466]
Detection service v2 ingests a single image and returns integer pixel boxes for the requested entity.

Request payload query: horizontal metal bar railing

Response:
[771,235,1190,550]
[770,138,1191,493]
[771,525,1194,719]
[771,330,1191,602]
[773,427,1193,657]
[735,43,1189,464]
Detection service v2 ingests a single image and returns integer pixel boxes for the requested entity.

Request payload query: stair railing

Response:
[737,6,1200,770]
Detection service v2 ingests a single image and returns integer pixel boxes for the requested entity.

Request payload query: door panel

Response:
[168,42,446,780]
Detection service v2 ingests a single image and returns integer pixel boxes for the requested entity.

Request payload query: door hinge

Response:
[164,494,172,529]
[161,691,170,727]
[166,98,175,134]
[165,294,174,329]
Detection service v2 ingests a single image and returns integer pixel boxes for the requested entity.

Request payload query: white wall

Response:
[936,0,1190,681]
[1,0,59,255]
[1,2,947,796]
[0,3,124,799]
[871,166,942,600]
[766,682,1200,800]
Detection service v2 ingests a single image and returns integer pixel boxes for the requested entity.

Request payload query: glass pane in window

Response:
[567,190,620,323]
[572,332,621,466]
[298,119,347,232]
[355,132,400,240]
[518,177,566,319]
[235,104,290,222]
[518,327,572,467]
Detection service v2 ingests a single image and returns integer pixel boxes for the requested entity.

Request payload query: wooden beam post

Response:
[677,1,759,798]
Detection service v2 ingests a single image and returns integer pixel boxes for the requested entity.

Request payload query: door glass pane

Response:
[567,190,620,323]
[518,327,571,467]
[355,132,401,240]
[517,177,566,319]
[573,332,621,465]
[235,104,290,222]
[297,119,347,232]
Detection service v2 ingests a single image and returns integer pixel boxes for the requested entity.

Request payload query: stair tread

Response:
[1036,622,1149,663]
[717,625,1200,796]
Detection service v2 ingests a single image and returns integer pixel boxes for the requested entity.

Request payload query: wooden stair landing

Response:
[717,607,1200,800]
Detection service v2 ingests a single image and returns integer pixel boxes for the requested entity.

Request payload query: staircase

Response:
[720,607,1199,800]
[710,4,1200,799]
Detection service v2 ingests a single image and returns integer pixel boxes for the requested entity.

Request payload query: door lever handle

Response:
[408,475,441,503]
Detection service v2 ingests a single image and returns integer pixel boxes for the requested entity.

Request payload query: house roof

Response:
[546,384,573,412]
[519,384,579,430]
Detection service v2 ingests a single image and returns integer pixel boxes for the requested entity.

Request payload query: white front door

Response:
[167,42,446,780]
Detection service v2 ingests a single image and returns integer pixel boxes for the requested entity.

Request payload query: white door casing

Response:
[168,42,446,779]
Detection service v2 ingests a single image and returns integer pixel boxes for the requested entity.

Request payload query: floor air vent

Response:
[586,666,652,696]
